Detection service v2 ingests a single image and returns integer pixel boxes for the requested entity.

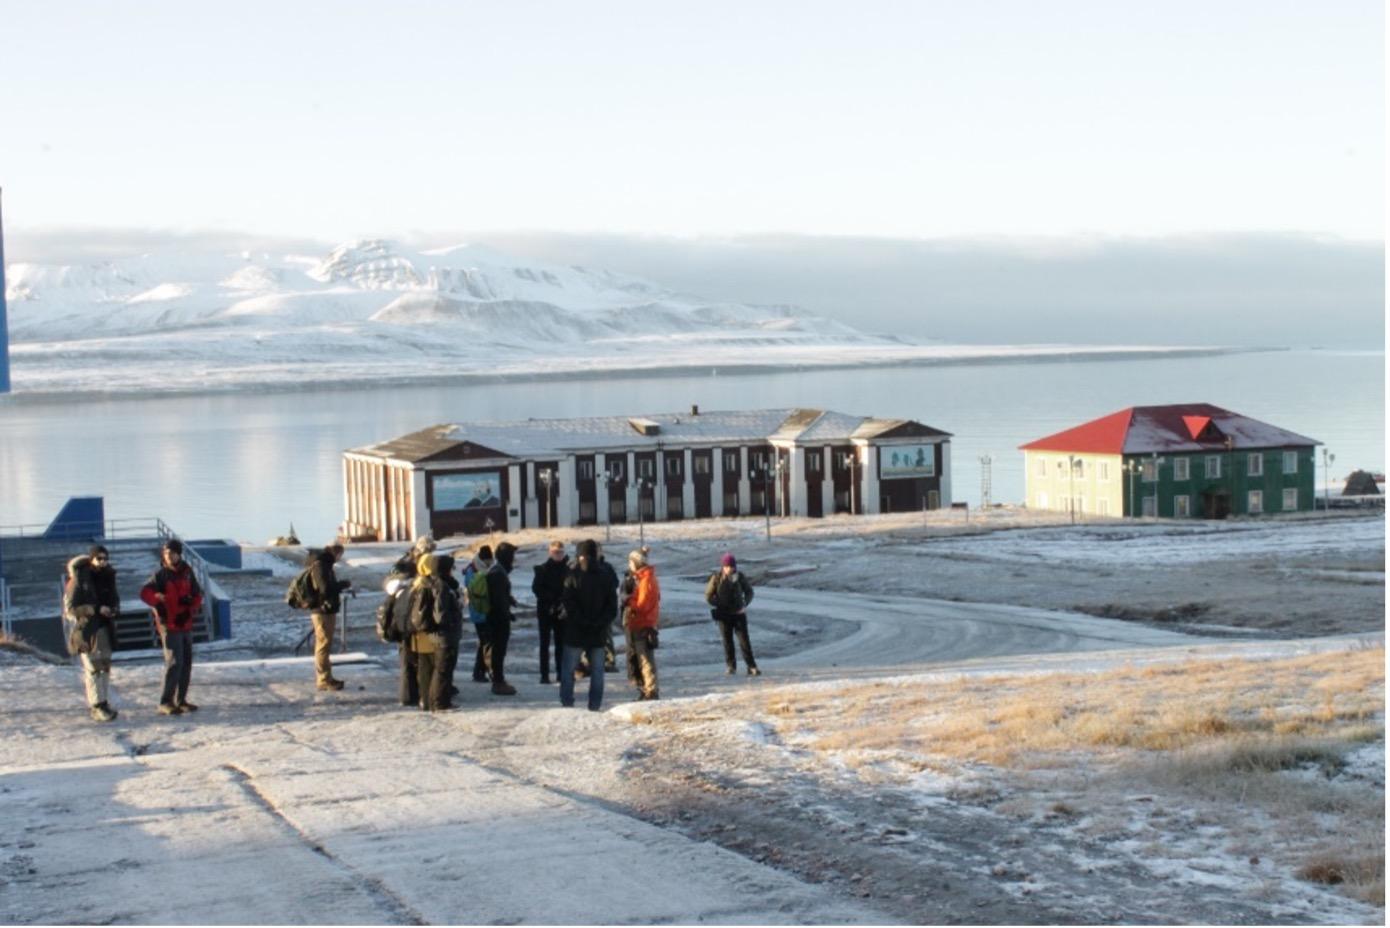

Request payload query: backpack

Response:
[375,586,409,643]
[285,566,318,610]
[410,583,439,634]
[466,568,491,621]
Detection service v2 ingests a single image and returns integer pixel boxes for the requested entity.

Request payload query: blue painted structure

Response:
[187,539,243,570]
[0,187,9,394]
[43,497,106,541]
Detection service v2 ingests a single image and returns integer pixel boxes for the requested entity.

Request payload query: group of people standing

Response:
[63,533,764,722]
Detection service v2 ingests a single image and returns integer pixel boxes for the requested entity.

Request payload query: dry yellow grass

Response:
[736,648,1385,768]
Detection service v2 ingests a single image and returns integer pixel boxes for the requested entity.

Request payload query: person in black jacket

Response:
[705,552,759,675]
[308,543,353,691]
[531,540,568,684]
[406,553,464,711]
[577,543,621,678]
[385,535,436,707]
[64,546,121,722]
[560,539,617,710]
[481,541,519,696]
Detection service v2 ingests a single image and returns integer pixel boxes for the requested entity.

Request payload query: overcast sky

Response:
[0,1,1382,347]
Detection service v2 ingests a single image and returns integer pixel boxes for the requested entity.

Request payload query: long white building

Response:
[342,407,952,541]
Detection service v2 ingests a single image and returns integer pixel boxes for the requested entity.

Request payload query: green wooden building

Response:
[1019,404,1319,519]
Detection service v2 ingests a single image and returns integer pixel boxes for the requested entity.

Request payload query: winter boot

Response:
[491,681,518,696]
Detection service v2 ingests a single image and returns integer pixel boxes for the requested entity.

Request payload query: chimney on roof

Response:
[691,404,699,416]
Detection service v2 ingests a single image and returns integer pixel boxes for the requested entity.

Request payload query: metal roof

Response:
[1019,404,1320,455]
[351,408,951,463]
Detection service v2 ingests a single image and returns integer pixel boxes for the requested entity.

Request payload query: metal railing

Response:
[0,517,166,541]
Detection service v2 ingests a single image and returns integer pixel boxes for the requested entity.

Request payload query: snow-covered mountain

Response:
[5,239,864,344]
[3,239,1229,395]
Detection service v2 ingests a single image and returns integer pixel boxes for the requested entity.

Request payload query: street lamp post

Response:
[539,468,556,529]
[1067,455,1078,525]
[1149,453,1165,518]
[1123,459,1141,518]
[637,477,652,546]
[1322,448,1335,511]
[599,473,613,543]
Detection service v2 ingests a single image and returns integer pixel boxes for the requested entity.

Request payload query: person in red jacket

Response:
[622,547,661,700]
[140,539,204,715]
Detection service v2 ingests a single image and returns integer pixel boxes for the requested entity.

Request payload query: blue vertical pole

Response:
[0,187,10,394]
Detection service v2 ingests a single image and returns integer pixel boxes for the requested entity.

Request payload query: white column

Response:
[506,464,523,532]
[821,448,834,516]
[626,451,639,515]
[712,448,725,516]
[788,446,806,517]
[682,448,695,519]
[863,445,881,515]
[560,457,579,527]
[524,461,539,528]
[411,468,428,541]
[595,453,609,524]
[738,446,750,513]
[939,440,952,506]
[655,448,667,521]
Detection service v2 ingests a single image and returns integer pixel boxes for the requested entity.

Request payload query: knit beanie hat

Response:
[721,553,736,568]
[577,539,599,561]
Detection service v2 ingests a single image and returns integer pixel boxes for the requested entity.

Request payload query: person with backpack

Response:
[140,539,204,715]
[307,543,353,691]
[379,535,435,707]
[406,553,464,711]
[705,552,760,676]
[560,539,617,711]
[531,540,568,684]
[623,547,661,701]
[65,545,121,722]
[462,546,494,683]
[479,542,519,696]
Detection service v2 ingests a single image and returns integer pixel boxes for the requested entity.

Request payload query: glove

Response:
[645,628,659,650]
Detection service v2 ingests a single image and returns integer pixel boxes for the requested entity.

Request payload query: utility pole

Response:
[1068,455,1077,524]
[1323,448,1335,510]
[978,453,993,509]
[0,187,10,395]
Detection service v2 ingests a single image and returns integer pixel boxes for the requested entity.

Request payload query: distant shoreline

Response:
[1,344,1281,405]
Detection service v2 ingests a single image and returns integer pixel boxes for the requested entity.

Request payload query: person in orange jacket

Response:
[622,547,661,700]
[139,539,204,715]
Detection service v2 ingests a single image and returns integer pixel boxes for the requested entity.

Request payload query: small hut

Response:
[1342,470,1383,496]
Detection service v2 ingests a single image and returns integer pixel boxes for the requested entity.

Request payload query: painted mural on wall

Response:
[434,472,502,511]
[881,445,936,479]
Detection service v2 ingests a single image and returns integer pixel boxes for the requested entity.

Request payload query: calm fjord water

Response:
[0,349,1382,543]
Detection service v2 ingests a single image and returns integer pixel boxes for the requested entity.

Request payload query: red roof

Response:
[1018,408,1134,454]
[1019,404,1319,455]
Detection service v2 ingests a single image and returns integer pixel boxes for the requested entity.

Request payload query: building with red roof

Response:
[1018,404,1319,519]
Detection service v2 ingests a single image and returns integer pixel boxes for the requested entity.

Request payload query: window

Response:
[750,453,769,473]
[1206,456,1221,479]
[1075,495,1085,514]
[1072,458,1085,479]
[608,459,625,481]
[1097,497,1110,516]
[724,452,739,473]
[578,501,596,522]
[1142,496,1156,517]
[835,451,854,472]
[808,453,822,474]
[694,455,711,475]
[1174,495,1190,517]
[1283,488,1298,510]
[666,496,683,519]
[578,460,594,480]
[665,455,682,477]
[1142,460,1158,482]
[638,496,655,519]
[1248,454,1263,477]
[1098,461,1110,482]
[637,459,654,479]
[1173,458,1189,481]
[834,489,852,512]
[1035,457,1048,478]
[722,491,739,514]
[1036,491,1048,509]
[1283,451,1298,474]
[1248,490,1263,514]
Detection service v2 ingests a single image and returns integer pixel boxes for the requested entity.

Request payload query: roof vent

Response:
[628,417,661,437]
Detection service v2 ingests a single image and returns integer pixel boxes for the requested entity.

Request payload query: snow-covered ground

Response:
[1,513,1381,924]
[4,239,1236,395]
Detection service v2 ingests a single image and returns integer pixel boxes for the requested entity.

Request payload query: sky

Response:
[0,1,1383,347]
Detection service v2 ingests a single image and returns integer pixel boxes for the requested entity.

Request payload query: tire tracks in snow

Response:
[221,763,428,926]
